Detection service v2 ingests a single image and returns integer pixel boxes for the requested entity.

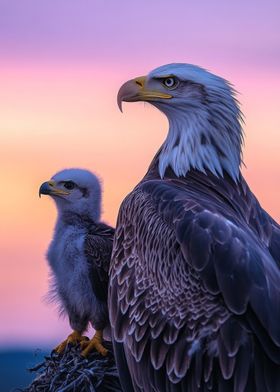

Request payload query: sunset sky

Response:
[0,0,279,348]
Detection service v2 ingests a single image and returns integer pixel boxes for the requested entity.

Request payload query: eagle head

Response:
[39,168,101,221]
[118,63,243,181]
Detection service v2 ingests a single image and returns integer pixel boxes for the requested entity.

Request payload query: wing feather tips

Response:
[203,351,214,383]
[127,330,148,362]
[150,339,169,370]
[233,342,252,392]
[220,318,242,357]
[189,224,212,271]
[177,208,280,350]
[213,237,250,314]
[217,333,236,380]
[162,323,180,345]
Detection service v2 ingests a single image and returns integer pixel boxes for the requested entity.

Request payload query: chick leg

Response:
[80,330,108,357]
[55,330,89,354]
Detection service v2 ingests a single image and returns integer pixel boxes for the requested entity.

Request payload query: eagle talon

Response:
[55,331,89,354]
[81,330,108,357]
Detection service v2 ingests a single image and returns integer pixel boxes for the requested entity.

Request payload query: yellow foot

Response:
[55,331,89,354]
[80,330,108,357]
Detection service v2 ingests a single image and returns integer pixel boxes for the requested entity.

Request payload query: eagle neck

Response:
[57,211,96,229]
[158,109,242,182]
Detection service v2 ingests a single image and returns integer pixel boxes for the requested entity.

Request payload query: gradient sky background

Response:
[0,0,279,348]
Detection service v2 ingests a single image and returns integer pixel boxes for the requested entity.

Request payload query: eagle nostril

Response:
[135,80,143,87]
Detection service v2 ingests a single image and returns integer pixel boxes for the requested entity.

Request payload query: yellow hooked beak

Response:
[117,76,172,112]
[39,180,70,198]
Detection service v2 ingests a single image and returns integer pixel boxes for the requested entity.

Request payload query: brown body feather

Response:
[109,157,280,392]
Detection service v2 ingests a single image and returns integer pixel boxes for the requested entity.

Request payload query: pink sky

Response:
[0,1,279,348]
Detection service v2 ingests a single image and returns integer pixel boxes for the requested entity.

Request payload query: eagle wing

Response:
[85,223,115,301]
[268,219,280,267]
[109,179,280,391]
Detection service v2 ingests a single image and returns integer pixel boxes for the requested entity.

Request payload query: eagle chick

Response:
[40,168,114,357]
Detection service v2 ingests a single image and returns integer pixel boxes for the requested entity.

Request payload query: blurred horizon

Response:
[1,0,279,350]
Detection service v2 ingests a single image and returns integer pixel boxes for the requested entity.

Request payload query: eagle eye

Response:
[162,77,179,90]
[63,181,76,190]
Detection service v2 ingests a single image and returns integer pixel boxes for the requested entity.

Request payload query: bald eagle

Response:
[39,168,114,357]
[109,64,280,391]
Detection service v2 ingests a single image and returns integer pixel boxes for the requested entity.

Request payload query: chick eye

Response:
[162,77,179,89]
[63,181,76,190]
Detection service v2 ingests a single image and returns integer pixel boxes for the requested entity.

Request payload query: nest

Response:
[22,342,122,392]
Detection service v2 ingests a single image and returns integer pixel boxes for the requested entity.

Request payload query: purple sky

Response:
[1,0,279,70]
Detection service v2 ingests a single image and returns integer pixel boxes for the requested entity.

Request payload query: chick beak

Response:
[39,181,69,198]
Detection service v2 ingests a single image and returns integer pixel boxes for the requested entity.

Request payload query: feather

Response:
[233,338,251,392]
[220,318,242,357]
[109,63,280,391]
[150,338,169,370]
[217,333,236,379]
